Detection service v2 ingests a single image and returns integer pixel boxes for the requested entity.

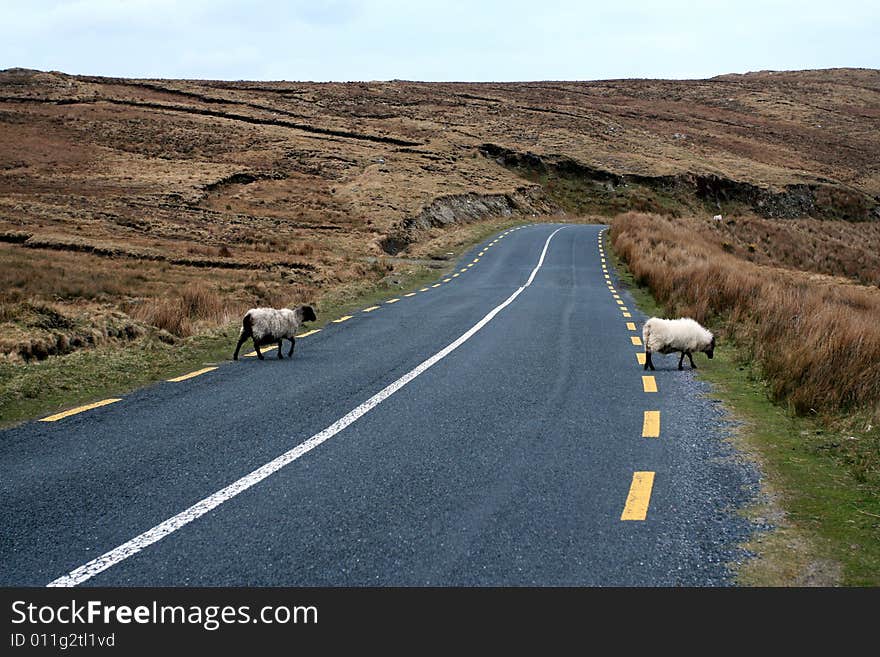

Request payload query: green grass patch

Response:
[605,232,880,586]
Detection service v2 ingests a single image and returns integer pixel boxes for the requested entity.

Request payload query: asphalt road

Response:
[0,223,759,586]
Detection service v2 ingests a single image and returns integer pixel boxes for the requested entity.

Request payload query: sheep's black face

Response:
[706,336,716,359]
[302,305,317,323]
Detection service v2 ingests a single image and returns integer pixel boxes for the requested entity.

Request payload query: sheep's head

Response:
[300,305,317,323]
[705,335,716,359]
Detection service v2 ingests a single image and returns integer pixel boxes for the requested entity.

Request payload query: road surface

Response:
[0,223,758,586]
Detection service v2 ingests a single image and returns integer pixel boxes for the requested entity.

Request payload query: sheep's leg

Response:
[686,352,697,369]
[644,350,655,371]
[277,339,284,359]
[287,336,296,358]
[232,332,249,360]
[678,351,686,370]
[253,339,264,360]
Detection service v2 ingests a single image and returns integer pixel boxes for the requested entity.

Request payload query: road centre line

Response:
[40,399,121,422]
[404,293,417,297]
[631,336,642,346]
[362,306,381,312]
[626,322,636,331]
[642,376,658,393]
[167,367,218,383]
[332,315,353,323]
[46,226,568,587]
[386,298,400,304]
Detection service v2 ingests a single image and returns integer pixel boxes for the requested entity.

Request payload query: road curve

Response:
[0,223,758,586]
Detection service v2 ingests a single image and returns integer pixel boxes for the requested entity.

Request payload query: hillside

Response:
[1,67,878,364]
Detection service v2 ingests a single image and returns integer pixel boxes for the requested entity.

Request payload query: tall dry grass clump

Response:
[610,212,880,418]
[131,282,233,338]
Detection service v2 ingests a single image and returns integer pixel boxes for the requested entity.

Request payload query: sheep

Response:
[642,317,715,371]
[232,304,317,361]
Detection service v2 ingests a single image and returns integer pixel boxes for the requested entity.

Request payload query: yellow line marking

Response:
[479,251,485,256]
[404,292,417,297]
[642,411,660,438]
[623,312,632,318]
[642,375,658,393]
[296,329,320,338]
[452,273,460,278]
[443,278,452,283]
[601,258,605,263]
[332,315,353,323]
[621,472,655,520]
[167,367,217,383]
[626,322,637,331]
[420,287,430,292]
[40,398,122,422]
[631,336,642,346]
[363,305,381,312]
[467,263,474,267]
[616,300,624,305]
[386,298,400,304]
[460,268,468,272]
[613,294,620,299]
[636,352,646,365]
[620,306,628,311]
[432,283,442,288]
[473,258,480,263]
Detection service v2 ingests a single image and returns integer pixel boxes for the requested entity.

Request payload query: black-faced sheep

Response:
[233,305,317,360]
[642,317,715,371]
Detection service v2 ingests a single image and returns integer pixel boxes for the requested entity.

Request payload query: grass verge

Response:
[605,231,880,586]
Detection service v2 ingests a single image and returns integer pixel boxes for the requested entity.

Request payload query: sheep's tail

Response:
[240,312,253,336]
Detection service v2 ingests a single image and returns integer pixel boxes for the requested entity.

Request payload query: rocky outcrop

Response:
[379,187,555,255]
[480,144,880,221]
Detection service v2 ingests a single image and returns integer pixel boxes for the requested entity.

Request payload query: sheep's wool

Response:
[245,307,302,341]
[643,317,713,354]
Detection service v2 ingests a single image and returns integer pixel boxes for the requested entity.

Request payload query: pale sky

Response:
[1,0,878,81]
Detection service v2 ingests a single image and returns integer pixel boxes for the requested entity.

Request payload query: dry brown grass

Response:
[610,212,880,418]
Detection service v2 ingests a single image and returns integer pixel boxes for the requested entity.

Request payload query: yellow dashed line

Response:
[616,300,624,305]
[167,367,217,383]
[473,258,480,263]
[386,298,400,304]
[332,315,353,323]
[636,352,646,365]
[362,306,381,312]
[404,292,417,297]
[296,329,321,338]
[613,294,620,299]
[627,322,637,331]
[452,273,460,278]
[40,398,122,422]
[623,312,632,318]
[642,411,660,438]
[479,251,485,256]
[631,336,642,346]
[642,376,658,393]
[621,472,655,520]
[432,283,442,288]
[467,263,474,268]
[460,268,467,272]
[443,278,452,283]
[420,287,430,292]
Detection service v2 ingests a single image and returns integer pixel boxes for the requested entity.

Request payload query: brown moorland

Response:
[0,67,878,369]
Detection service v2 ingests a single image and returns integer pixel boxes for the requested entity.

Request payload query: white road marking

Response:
[47,226,568,587]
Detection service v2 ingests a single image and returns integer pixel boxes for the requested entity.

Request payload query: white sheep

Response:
[642,317,715,371]
[233,304,317,360]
